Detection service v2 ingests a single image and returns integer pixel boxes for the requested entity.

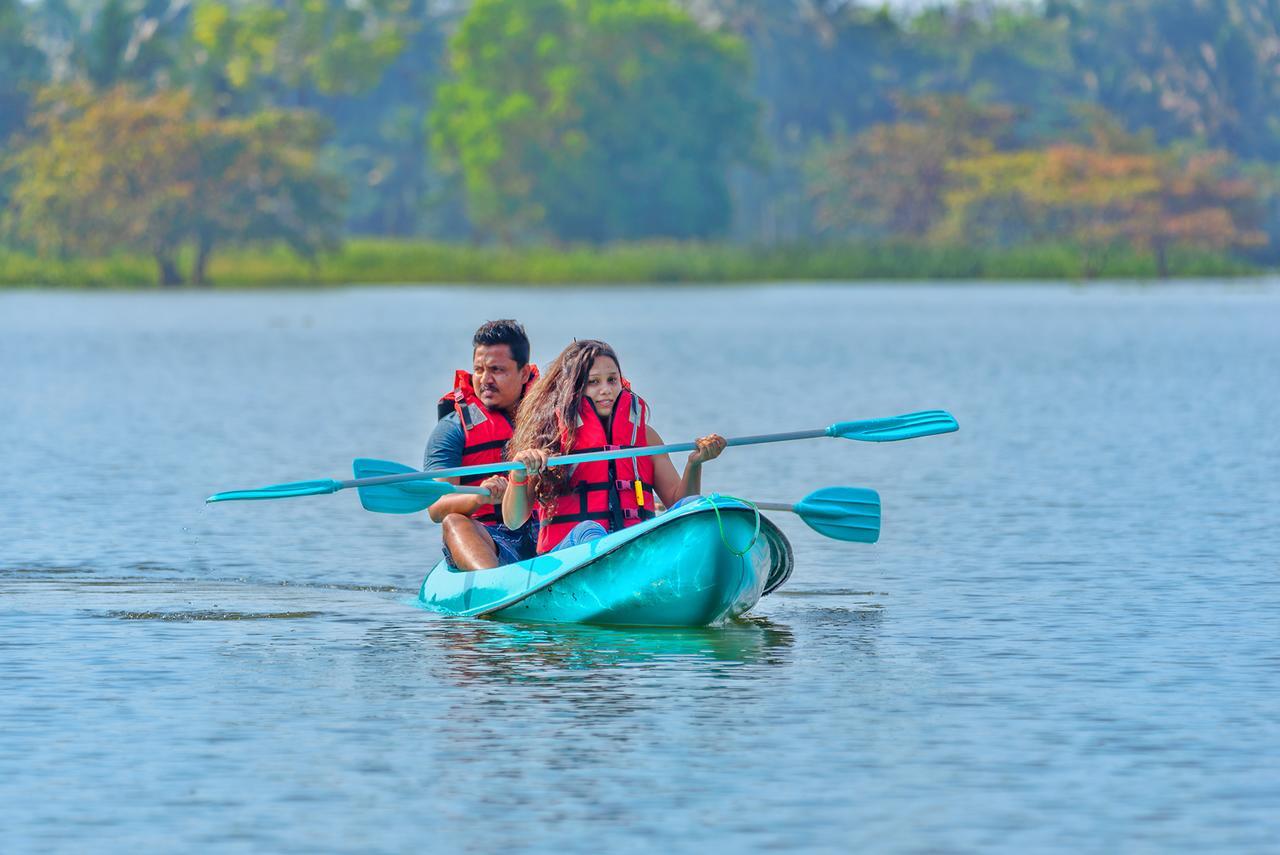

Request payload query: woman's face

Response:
[583,355,622,419]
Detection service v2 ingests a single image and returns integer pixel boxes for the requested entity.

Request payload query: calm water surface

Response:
[2,282,1278,853]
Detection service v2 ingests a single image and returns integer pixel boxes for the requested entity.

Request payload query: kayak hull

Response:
[417,496,793,627]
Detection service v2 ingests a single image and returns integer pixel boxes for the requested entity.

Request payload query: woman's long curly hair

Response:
[509,339,622,510]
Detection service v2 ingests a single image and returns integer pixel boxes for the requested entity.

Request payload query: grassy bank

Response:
[0,238,1264,287]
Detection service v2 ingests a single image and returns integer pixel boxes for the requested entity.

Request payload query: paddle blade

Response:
[206,479,342,503]
[793,486,881,543]
[353,458,455,514]
[828,410,958,442]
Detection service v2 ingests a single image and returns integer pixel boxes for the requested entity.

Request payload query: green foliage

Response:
[81,0,132,86]
[189,0,413,105]
[1061,0,1280,160]
[71,0,189,90]
[432,0,759,242]
[5,85,344,285]
[905,2,1084,143]
[5,86,197,279]
[5,0,1280,277]
[189,108,346,283]
[0,0,48,215]
[320,2,452,237]
[0,237,1258,288]
[0,0,47,143]
[430,0,572,239]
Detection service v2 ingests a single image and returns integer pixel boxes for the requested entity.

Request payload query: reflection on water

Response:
[422,613,795,671]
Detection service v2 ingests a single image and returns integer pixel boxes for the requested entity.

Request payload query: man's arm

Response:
[423,416,489,523]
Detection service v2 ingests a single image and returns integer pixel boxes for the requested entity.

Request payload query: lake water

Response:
[2,282,1278,853]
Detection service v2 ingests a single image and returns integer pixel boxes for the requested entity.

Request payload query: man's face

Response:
[472,344,530,413]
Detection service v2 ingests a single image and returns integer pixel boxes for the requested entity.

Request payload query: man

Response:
[424,319,539,570]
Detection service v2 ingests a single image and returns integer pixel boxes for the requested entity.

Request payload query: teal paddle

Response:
[351,459,489,514]
[352,459,881,542]
[206,410,957,504]
[755,487,881,543]
[358,459,879,542]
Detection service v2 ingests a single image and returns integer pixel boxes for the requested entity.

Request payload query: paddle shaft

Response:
[753,500,850,518]
[751,502,795,512]
[205,411,955,503]
[433,485,491,496]
[334,428,830,492]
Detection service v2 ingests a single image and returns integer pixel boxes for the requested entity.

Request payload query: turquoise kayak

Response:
[417,495,794,626]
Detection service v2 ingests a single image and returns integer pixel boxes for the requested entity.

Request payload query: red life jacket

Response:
[536,387,657,553]
[437,366,538,526]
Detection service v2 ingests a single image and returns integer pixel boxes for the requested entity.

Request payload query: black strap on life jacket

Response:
[543,508,656,525]
[607,459,624,532]
[463,438,508,455]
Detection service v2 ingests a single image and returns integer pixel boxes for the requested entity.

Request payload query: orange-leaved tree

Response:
[939,136,1265,276]
[6,86,200,284]
[5,85,343,285]
[806,95,1015,239]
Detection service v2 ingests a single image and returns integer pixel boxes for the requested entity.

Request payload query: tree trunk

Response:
[155,252,183,287]
[1080,245,1102,279]
[192,234,213,287]
[1154,241,1169,279]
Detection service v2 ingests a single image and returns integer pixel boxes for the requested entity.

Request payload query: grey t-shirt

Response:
[423,412,467,471]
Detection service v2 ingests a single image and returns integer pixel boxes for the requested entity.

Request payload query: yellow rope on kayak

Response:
[706,494,761,557]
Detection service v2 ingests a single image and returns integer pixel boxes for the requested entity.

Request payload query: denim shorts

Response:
[442,521,539,568]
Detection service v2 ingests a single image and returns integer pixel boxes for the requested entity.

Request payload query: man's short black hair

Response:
[473,319,530,367]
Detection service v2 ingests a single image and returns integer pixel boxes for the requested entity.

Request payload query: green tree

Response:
[185,108,345,284]
[1061,0,1280,160]
[81,0,133,86]
[6,86,197,283]
[905,1,1084,145]
[432,0,759,242]
[189,0,412,109]
[72,0,189,89]
[6,85,344,285]
[316,0,453,237]
[0,0,48,144]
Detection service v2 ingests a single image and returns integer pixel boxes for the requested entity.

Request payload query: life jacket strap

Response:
[463,438,508,454]
[563,479,656,494]
[544,508,656,525]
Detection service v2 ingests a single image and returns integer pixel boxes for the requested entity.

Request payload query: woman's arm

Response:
[501,449,549,529]
[647,425,726,508]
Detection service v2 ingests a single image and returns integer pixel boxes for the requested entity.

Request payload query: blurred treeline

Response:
[2,0,1278,284]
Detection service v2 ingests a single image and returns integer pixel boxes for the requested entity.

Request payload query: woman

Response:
[502,339,727,554]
